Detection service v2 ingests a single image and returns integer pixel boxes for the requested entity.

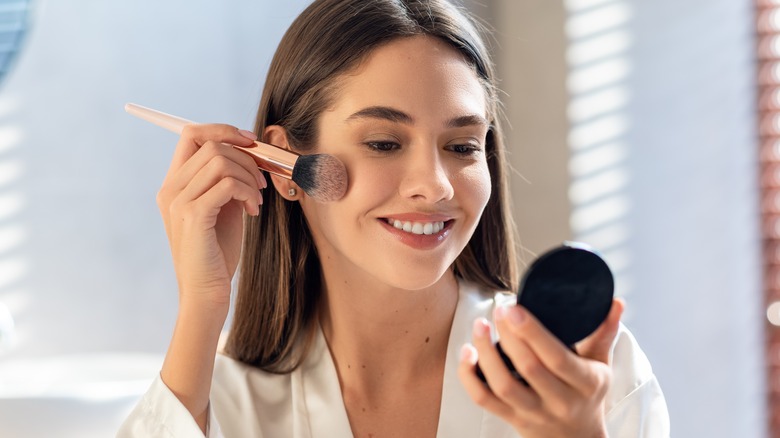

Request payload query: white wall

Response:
[0,0,312,357]
[617,0,764,435]
[483,0,766,436]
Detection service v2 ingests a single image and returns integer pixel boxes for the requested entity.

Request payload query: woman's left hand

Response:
[458,298,624,438]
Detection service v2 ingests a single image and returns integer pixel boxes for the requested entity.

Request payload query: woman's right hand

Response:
[157,123,266,312]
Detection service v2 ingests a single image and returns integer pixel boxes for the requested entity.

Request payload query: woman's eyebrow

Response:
[447,114,489,128]
[345,106,488,128]
[346,106,413,124]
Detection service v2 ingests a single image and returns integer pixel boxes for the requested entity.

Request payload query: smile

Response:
[384,218,448,235]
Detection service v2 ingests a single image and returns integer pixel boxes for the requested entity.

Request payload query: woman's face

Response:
[299,35,492,291]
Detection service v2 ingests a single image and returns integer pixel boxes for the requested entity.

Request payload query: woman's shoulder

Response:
[605,326,669,433]
[609,324,655,390]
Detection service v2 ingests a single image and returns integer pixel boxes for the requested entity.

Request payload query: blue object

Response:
[0,0,31,87]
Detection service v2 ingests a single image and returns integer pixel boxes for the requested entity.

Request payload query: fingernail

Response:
[473,318,490,338]
[494,306,509,321]
[460,344,477,365]
[507,306,526,326]
[239,129,257,140]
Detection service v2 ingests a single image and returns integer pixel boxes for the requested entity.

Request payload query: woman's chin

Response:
[377,266,456,292]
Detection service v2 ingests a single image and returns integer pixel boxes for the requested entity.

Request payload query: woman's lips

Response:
[385,218,446,235]
[378,218,454,250]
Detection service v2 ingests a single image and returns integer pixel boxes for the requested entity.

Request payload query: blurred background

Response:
[0,0,766,436]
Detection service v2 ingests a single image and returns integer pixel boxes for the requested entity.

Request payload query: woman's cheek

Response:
[458,162,492,210]
[349,159,400,197]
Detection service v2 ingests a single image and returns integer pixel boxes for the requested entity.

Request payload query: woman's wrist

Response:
[178,294,230,323]
[176,279,232,316]
[160,300,228,431]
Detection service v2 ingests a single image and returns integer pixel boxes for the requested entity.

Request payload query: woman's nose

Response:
[398,148,454,202]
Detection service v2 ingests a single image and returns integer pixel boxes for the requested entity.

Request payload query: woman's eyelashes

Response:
[362,140,484,157]
[445,143,483,156]
[365,140,401,153]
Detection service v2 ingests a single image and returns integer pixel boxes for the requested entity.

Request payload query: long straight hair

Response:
[226,0,519,373]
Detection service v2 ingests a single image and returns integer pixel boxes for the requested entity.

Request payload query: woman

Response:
[119,0,669,436]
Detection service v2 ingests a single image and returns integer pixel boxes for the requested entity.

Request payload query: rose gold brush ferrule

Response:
[125,103,297,179]
[238,141,296,179]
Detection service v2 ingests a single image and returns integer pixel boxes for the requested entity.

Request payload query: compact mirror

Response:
[476,241,614,385]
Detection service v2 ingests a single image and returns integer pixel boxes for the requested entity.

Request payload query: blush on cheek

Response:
[352,161,403,198]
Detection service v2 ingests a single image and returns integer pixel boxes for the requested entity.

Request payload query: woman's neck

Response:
[318,270,459,393]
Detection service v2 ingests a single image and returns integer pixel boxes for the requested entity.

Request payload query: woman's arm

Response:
[153,123,266,432]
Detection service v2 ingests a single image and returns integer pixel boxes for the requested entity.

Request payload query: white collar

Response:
[293,280,504,438]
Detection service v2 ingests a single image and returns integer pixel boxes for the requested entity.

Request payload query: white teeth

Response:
[387,219,446,235]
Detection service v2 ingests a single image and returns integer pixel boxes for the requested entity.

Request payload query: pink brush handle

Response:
[125,103,194,135]
[125,102,299,179]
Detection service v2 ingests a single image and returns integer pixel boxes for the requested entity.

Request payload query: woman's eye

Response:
[365,141,400,152]
[447,143,481,155]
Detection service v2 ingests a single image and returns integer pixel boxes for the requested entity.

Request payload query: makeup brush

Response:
[125,103,348,202]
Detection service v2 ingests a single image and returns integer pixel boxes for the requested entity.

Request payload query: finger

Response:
[169,141,266,195]
[577,298,625,364]
[494,307,577,410]
[470,318,540,411]
[176,149,264,207]
[457,343,514,420]
[177,168,264,223]
[180,176,262,225]
[501,305,596,394]
[202,141,267,190]
[170,123,258,172]
[157,140,264,247]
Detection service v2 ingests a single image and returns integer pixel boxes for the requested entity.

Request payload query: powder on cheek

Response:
[350,159,403,199]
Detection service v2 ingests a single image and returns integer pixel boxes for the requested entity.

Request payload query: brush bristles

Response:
[292,154,348,202]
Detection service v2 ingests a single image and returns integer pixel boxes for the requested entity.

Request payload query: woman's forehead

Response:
[326,36,488,121]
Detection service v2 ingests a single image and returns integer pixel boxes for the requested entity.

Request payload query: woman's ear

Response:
[263,125,302,201]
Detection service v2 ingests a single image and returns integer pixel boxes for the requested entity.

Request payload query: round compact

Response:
[476,242,614,385]
[517,242,614,346]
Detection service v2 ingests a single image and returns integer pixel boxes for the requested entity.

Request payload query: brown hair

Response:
[226,0,519,373]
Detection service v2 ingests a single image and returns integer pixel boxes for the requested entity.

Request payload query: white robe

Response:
[118,281,670,437]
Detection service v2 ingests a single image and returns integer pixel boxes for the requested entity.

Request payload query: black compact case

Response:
[476,242,614,385]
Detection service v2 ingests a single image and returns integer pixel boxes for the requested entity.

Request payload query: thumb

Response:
[577,298,625,364]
